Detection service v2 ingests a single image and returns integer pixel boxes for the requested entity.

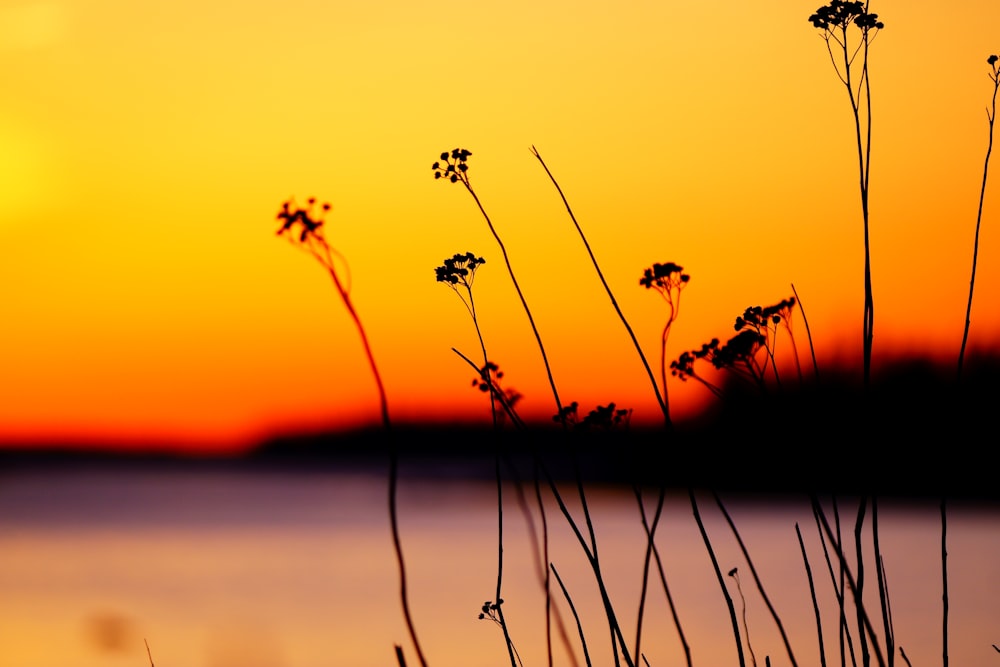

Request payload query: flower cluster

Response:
[435,252,486,288]
[670,341,717,382]
[478,599,503,622]
[552,401,632,431]
[276,197,331,243]
[670,296,798,397]
[473,362,503,393]
[808,1,884,31]
[472,362,523,421]
[432,149,473,184]
[639,262,690,294]
[671,331,765,378]
[734,298,796,333]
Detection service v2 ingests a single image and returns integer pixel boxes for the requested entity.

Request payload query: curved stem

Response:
[958,66,999,380]
[463,181,566,426]
[530,146,671,427]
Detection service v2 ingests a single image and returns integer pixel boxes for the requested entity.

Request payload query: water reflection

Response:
[0,464,998,667]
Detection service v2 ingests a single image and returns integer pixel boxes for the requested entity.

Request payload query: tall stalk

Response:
[276,199,426,667]
[433,149,567,425]
[809,1,885,389]
[529,146,672,427]
[958,54,1000,380]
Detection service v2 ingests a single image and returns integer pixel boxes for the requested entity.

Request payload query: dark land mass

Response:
[1,355,998,503]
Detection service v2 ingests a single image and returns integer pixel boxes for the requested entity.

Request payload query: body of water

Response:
[1,460,998,667]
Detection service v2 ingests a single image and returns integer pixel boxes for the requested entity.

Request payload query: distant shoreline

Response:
[1,420,996,504]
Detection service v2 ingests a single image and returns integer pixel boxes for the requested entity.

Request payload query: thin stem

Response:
[387,435,427,667]
[690,489,746,667]
[791,283,821,381]
[311,243,390,429]
[632,484,664,661]
[466,288,499,428]
[812,496,887,667]
[860,18,875,391]
[872,498,894,667]
[297,228,422,667]
[714,492,799,667]
[731,569,759,667]
[941,498,949,667]
[854,499,871,667]
[463,181,567,425]
[495,453,518,667]
[552,563,594,667]
[633,484,693,667]
[530,146,670,426]
[541,464,634,667]
[825,13,876,389]
[958,61,1000,380]
[452,348,526,430]
[796,522,827,667]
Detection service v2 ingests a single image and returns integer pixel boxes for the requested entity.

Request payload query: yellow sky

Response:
[2,0,1000,450]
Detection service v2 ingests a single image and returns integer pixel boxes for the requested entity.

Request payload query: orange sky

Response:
[2,0,1000,452]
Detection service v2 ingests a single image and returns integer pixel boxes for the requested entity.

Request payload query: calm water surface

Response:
[1,463,998,667]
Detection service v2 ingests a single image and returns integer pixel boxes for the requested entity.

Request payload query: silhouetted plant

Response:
[433,149,567,426]
[531,146,671,427]
[717,493,800,667]
[670,343,726,398]
[671,298,797,396]
[435,251,501,426]
[728,567,759,667]
[276,197,390,429]
[958,54,1000,381]
[734,298,798,387]
[436,249,521,667]
[433,152,639,667]
[276,197,427,667]
[809,0,884,390]
[472,360,525,429]
[640,262,690,416]
[552,401,632,432]
[791,283,821,382]
[479,600,525,667]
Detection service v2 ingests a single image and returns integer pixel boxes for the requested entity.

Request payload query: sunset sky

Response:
[3,0,1000,452]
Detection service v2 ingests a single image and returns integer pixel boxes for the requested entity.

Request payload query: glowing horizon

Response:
[2,0,1000,452]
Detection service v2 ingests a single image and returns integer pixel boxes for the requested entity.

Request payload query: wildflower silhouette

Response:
[275,198,427,667]
[958,54,1000,381]
[553,401,632,432]
[435,252,504,427]
[809,0,884,390]
[470,358,525,429]
[671,297,796,396]
[640,262,690,419]
[429,238,521,667]
[479,600,525,667]
[275,198,388,428]
[433,149,567,427]
[733,298,797,388]
[530,146,671,427]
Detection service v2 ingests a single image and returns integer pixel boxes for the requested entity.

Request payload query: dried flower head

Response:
[276,197,331,243]
[435,252,486,288]
[432,148,473,185]
[808,0,884,32]
[639,262,690,293]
